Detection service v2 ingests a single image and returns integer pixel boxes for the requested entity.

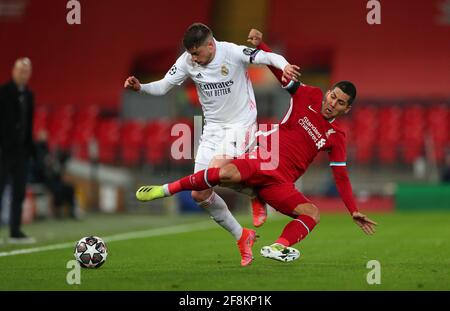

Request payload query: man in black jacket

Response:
[0,58,35,244]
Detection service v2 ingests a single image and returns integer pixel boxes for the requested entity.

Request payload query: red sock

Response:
[275,215,317,247]
[167,168,221,194]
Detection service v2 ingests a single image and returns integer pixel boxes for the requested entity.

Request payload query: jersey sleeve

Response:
[257,41,301,96]
[258,41,289,88]
[228,42,289,71]
[331,166,358,215]
[328,132,358,215]
[290,84,323,111]
[227,42,262,65]
[163,53,189,86]
[328,131,347,167]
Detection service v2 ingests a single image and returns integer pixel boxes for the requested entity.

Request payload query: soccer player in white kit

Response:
[125,23,300,266]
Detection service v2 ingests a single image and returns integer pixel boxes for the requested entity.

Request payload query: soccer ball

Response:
[74,236,108,268]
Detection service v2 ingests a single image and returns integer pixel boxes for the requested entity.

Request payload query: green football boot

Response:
[136,185,165,202]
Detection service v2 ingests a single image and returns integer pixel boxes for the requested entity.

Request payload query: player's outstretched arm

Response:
[124,76,141,91]
[124,75,174,96]
[247,28,264,47]
[247,28,301,88]
[331,165,377,235]
[352,211,377,235]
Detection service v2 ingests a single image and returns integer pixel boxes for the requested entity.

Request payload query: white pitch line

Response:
[0,221,216,257]
[0,241,75,257]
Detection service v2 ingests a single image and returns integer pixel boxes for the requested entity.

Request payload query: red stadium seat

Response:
[353,106,378,164]
[427,105,448,163]
[72,106,100,160]
[120,120,145,166]
[76,106,100,122]
[143,120,171,166]
[377,106,402,164]
[401,105,425,164]
[47,105,75,151]
[96,118,121,164]
[335,117,353,143]
[33,106,49,140]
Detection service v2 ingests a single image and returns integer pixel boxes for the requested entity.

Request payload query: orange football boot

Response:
[251,197,267,227]
[237,228,257,266]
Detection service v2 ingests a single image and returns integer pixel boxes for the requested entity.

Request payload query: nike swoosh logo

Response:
[308,105,318,113]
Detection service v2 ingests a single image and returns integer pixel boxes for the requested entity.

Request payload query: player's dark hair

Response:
[183,23,213,50]
[331,81,357,105]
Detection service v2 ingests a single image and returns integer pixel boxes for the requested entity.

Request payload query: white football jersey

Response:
[164,40,276,126]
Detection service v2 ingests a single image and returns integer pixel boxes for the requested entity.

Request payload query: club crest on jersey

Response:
[169,65,177,75]
[221,65,229,76]
[325,128,336,138]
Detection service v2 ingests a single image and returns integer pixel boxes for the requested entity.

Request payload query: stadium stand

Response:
[32,104,449,167]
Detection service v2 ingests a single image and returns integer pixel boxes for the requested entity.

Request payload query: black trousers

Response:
[0,151,28,236]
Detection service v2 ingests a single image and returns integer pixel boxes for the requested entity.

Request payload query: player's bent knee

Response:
[294,203,320,224]
[191,189,213,203]
[219,164,241,183]
[209,156,232,168]
[307,204,320,223]
[312,211,320,224]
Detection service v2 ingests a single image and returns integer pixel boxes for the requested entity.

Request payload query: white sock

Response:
[198,192,243,240]
[162,184,170,196]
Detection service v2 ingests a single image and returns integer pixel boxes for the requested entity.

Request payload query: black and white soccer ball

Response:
[74,236,108,268]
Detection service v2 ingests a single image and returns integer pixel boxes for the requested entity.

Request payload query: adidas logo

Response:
[195,73,203,79]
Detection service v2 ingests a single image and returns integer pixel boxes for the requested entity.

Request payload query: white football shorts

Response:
[194,122,257,172]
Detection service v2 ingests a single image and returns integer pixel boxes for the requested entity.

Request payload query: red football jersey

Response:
[254,41,357,214]
[257,84,347,182]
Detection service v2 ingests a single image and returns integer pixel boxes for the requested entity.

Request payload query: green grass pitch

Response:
[0,211,449,290]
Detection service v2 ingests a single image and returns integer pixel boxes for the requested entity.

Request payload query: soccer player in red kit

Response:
[136,30,377,265]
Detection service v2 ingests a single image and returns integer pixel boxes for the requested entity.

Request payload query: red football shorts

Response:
[231,157,311,217]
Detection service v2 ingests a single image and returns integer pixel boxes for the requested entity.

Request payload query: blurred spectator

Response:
[30,131,78,219]
[0,58,35,244]
[441,152,450,183]
[29,131,49,185]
